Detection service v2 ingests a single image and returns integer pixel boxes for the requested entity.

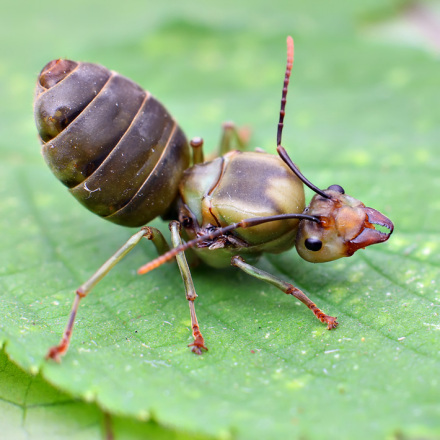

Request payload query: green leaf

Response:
[0,349,212,439]
[1,1,439,439]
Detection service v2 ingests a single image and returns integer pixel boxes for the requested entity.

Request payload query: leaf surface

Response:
[1,1,439,439]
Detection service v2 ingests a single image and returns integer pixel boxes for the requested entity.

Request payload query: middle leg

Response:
[169,221,208,354]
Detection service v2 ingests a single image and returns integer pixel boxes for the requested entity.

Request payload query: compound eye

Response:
[327,184,345,194]
[304,238,323,251]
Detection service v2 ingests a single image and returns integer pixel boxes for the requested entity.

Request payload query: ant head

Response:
[276,37,393,263]
[295,187,393,263]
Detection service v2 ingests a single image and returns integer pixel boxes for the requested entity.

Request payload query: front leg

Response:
[231,256,338,330]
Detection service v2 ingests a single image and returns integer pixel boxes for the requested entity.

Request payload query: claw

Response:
[188,335,208,355]
[46,345,64,362]
[188,342,208,355]
[325,316,339,330]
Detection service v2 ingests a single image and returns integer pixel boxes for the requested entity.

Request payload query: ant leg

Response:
[190,137,205,165]
[218,121,251,156]
[169,221,207,354]
[189,123,250,165]
[231,256,338,330]
[46,227,170,362]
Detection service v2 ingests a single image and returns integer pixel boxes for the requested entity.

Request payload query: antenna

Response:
[276,36,330,199]
[277,36,294,147]
[138,213,319,275]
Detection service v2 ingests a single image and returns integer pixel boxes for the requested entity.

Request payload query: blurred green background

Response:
[1,0,440,439]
